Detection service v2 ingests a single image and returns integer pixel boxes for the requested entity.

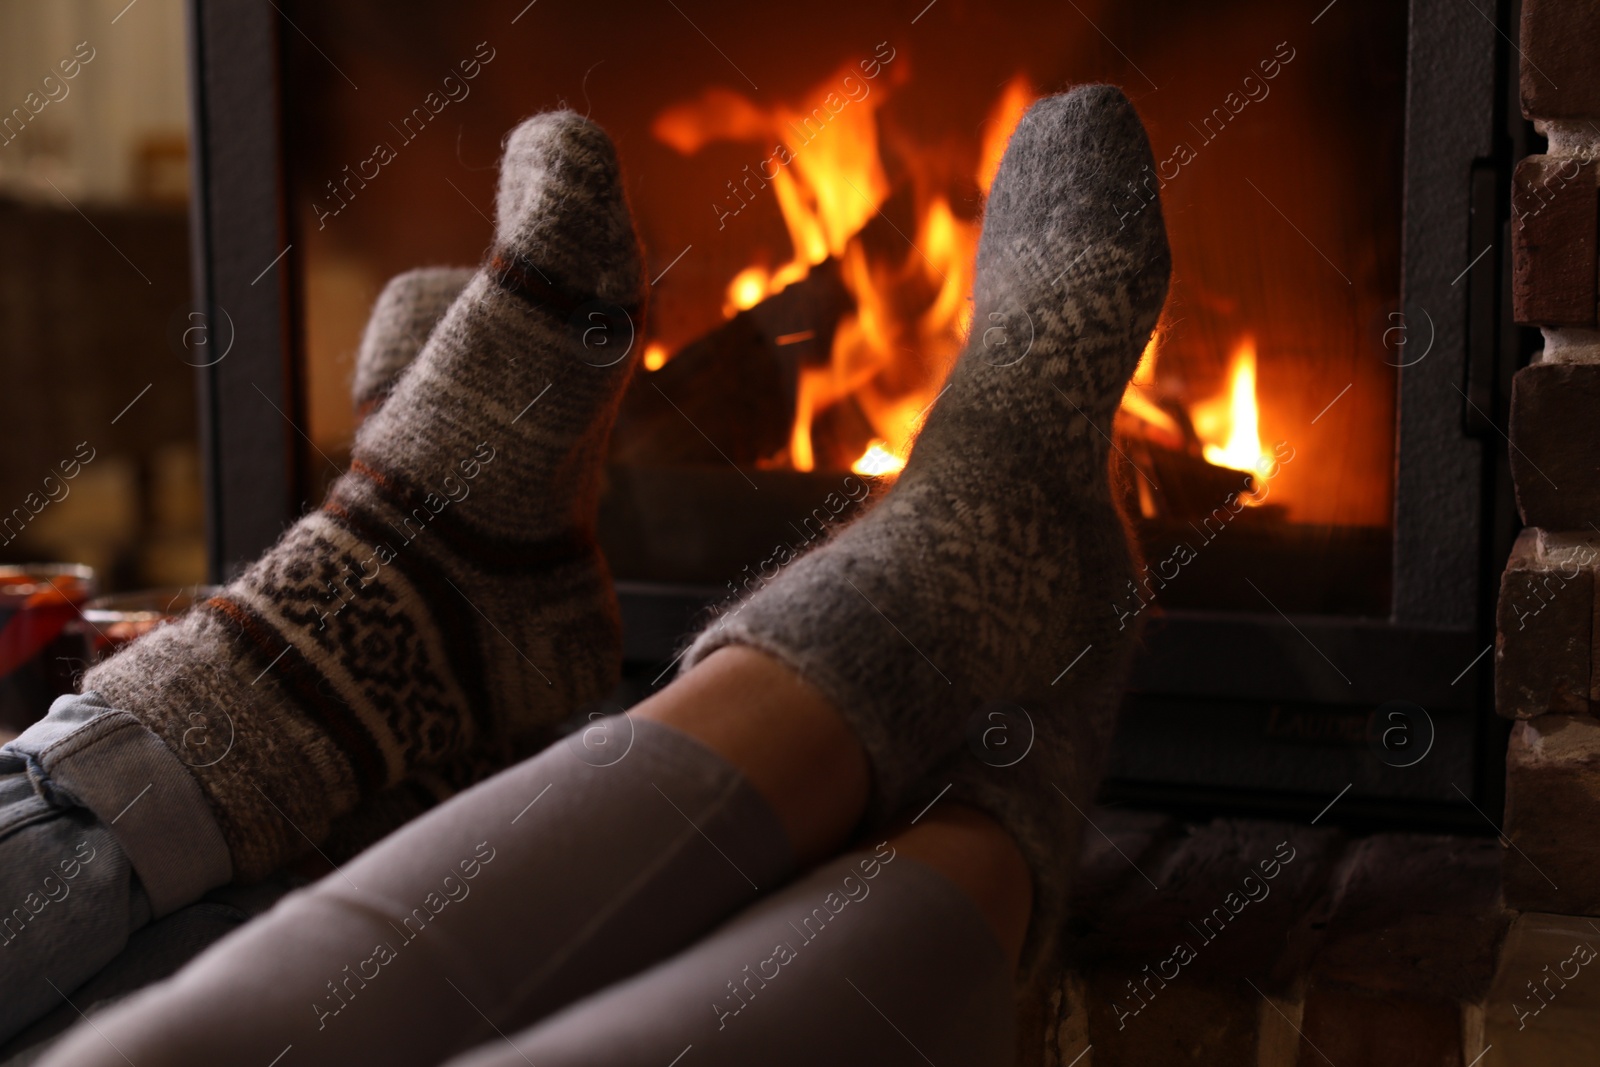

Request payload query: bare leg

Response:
[636,646,1032,963]
[631,646,870,865]
[888,803,1033,967]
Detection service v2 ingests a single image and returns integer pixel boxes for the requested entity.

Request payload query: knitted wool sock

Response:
[321,267,498,862]
[83,111,645,881]
[352,266,475,419]
[683,85,1170,913]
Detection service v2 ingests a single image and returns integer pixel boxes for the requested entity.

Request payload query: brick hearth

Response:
[1023,811,1506,1066]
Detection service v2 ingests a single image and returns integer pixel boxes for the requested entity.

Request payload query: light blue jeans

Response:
[0,692,261,1057]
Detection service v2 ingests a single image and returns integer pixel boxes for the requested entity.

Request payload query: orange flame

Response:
[1191,337,1273,486]
[652,71,1309,520]
[659,65,891,327]
[852,439,906,477]
[658,62,1048,475]
[977,75,1036,195]
[1117,334,1182,435]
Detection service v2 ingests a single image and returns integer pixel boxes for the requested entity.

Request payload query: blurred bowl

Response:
[0,563,97,733]
[81,584,221,660]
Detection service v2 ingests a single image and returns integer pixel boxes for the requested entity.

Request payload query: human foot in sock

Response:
[352,266,474,421]
[684,85,1170,862]
[83,111,645,881]
[0,254,477,1057]
[319,266,494,861]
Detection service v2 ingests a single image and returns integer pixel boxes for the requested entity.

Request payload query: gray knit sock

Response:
[683,84,1170,910]
[352,267,475,419]
[84,111,645,881]
[328,266,499,860]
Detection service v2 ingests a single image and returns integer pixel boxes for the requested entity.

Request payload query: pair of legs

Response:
[36,653,1029,1067]
[25,81,1169,1065]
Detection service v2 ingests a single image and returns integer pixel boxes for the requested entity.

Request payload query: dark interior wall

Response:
[0,197,197,587]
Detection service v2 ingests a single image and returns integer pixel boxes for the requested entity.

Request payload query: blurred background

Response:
[0,0,202,592]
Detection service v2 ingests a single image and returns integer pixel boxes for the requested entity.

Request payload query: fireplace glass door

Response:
[279,0,1405,619]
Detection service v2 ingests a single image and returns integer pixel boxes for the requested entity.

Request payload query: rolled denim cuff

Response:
[2,692,232,917]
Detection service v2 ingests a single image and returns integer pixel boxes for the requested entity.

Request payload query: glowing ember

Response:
[1191,337,1273,481]
[724,266,769,317]
[852,439,906,477]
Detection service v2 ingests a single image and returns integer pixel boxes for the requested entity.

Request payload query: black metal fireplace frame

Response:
[184,0,1528,828]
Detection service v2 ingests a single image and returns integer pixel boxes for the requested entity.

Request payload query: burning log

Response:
[1115,336,1290,527]
[1116,390,1287,527]
[611,259,853,467]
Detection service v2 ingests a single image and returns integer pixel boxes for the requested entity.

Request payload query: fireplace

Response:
[187,0,1527,827]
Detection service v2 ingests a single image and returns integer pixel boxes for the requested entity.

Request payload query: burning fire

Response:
[1117,335,1184,448]
[1189,336,1274,491]
[852,439,906,477]
[977,76,1036,195]
[655,66,1040,474]
[725,267,769,315]
[654,66,1273,494]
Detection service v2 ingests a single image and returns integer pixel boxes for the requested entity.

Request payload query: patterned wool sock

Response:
[84,111,645,881]
[683,84,1170,939]
[351,266,475,420]
[323,266,495,861]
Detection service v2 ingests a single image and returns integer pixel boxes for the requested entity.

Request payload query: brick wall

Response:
[1016,8,1600,1063]
[1499,0,1600,916]
[1022,7,1600,1061]
[1020,811,1506,1066]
